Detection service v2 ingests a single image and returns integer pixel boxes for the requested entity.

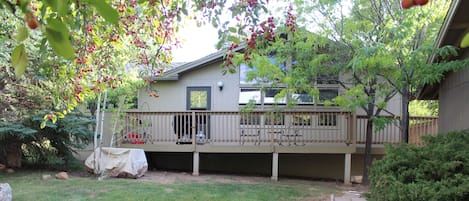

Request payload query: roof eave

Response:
[418,0,462,100]
[151,45,245,81]
[153,75,179,81]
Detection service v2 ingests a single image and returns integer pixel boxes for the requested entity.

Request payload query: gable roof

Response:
[418,0,469,100]
[151,45,244,81]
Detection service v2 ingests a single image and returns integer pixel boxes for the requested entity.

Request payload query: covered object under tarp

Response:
[85,147,148,178]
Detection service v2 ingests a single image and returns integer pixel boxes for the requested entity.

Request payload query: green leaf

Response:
[228,36,241,44]
[44,0,68,16]
[45,18,75,59]
[89,0,119,25]
[11,44,28,78]
[56,0,68,16]
[51,115,57,123]
[16,26,29,42]
[461,32,469,48]
[56,112,65,118]
[40,121,46,129]
[211,18,218,28]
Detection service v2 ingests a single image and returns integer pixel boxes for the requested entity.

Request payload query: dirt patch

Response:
[138,171,271,184]
[136,171,368,200]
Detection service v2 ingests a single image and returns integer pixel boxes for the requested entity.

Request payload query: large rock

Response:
[0,183,12,201]
[55,172,69,180]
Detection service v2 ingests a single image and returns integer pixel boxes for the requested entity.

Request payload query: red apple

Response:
[414,0,429,6]
[24,11,39,29]
[402,0,414,9]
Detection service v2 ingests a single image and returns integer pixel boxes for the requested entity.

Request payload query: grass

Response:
[0,171,339,201]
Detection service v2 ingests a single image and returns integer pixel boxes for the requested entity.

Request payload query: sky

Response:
[171,22,219,62]
[170,0,295,63]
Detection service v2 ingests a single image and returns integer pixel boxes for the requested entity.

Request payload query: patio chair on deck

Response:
[240,129,261,145]
[279,128,305,146]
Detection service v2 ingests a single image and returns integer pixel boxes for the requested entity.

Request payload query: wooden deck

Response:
[113,111,437,183]
[116,111,438,153]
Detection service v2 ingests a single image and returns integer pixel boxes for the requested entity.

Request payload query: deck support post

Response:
[344,153,351,185]
[271,152,279,181]
[193,152,199,176]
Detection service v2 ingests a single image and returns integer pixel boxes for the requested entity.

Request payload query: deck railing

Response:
[119,111,438,147]
[356,115,438,145]
[409,116,438,146]
[120,111,354,146]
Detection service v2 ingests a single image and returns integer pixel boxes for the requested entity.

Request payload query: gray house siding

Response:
[417,0,469,133]
[139,59,402,115]
[138,61,239,112]
[438,50,469,132]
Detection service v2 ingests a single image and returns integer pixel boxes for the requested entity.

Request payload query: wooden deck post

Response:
[344,153,351,185]
[193,152,199,176]
[271,152,279,181]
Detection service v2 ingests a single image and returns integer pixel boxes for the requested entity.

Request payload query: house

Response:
[418,0,469,133]
[114,44,436,183]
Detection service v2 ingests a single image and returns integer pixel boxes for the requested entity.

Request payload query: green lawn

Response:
[0,171,339,201]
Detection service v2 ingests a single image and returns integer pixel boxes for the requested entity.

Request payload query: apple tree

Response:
[0,0,273,167]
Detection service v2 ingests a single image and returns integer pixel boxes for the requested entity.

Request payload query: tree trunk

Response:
[362,104,375,185]
[6,141,22,168]
[401,87,410,143]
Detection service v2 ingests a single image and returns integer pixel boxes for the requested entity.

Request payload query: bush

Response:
[0,111,94,169]
[368,130,469,201]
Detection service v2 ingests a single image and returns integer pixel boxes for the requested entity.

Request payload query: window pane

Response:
[190,91,207,109]
[292,92,314,104]
[239,57,286,85]
[239,88,261,104]
[240,64,257,84]
[269,57,287,73]
[319,89,338,101]
[264,89,286,104]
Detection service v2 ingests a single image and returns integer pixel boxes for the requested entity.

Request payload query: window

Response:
[239,57,286,85]
[264,89,286,104]
[190,91,207,108]
[239,88,261,104]
[187,87,211,110]
[240,64,258,85]
[238,56,339,106]
[239,88,286,105]
[292,92,314,104]
[319,89,338,102]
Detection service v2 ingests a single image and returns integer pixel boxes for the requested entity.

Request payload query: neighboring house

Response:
[115,44,434,183]
[418,0,469,133]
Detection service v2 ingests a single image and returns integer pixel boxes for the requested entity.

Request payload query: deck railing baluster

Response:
[118,111,437,147]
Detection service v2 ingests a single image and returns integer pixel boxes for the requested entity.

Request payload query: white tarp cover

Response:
[85,147,148,178]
